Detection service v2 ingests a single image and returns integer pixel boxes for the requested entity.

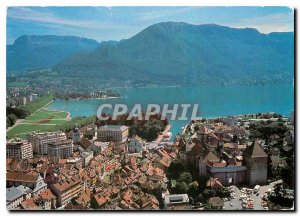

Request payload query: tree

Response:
[6,114,17,127]
[175,182,189,193]
[232,134,238,143]
[178,172,193,183]
[188,181,199,199]
[84,130,94,140]
[167,158,185,179]
[194,125,199,131]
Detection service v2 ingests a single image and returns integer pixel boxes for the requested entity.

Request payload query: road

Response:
[6,119,24,132]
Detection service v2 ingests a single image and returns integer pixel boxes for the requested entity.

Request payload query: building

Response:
[81,151,94,167]
[244,142,268,185]
[47,139,73,158]
[72,125,81,144]
[198,151,247,185]
[78,137,93,152]
[6,187,27,210]
[37,189,57,209]
[6,138,33,159]
[6,172,47,196]
[164,194,190,209]
[128,136,147,153]
[50,175,83,207]
[31,93,38,101]
[27,132,67,155]
[91,141,109,154]
[20,198,41,210]
[6,185,32,210]
[97,125,129,142]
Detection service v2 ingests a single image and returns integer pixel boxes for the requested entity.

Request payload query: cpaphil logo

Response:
[97,104,201,121]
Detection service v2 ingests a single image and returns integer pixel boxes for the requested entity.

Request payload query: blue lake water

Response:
[46,83,294,136]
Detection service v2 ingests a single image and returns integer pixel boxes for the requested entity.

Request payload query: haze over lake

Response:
[46,83,294,136]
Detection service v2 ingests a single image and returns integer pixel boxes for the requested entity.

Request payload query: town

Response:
[6,111,295,210]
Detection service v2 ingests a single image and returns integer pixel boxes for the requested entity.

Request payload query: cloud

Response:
[230,12,294,33]
[7,7,130,30]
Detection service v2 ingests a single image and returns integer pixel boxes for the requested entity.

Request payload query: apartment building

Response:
[50,175,82,207]
[47,139,73,158]
[27,132,67,155]
[6,138,33,159]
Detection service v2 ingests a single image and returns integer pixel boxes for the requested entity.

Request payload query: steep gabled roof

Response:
[248,142,268,158]
[187,143,203,156]
[201,151,219,163]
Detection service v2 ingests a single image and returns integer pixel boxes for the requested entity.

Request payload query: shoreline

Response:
[54,96,120,101]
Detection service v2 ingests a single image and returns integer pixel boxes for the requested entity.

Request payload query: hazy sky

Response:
[7,6,294,44]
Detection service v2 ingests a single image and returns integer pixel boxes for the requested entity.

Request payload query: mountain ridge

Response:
[53,22,293,86]
[7,35,100,73]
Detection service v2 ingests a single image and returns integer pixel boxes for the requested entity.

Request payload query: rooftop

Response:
[98,125,128,132]
[164,194,189,205]
[7,172,40,183]
[6,187,25,203]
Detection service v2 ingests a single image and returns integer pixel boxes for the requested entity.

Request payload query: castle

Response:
[178,119,268,186]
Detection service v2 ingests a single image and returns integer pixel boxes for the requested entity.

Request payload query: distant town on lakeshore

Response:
[6,6,295,211]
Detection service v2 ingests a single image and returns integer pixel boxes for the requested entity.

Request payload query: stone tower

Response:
[244,141,268,185]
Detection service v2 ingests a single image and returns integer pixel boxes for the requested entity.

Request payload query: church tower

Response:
[72,124,81,143]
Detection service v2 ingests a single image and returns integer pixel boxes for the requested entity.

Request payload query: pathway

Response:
[155,124,171,144]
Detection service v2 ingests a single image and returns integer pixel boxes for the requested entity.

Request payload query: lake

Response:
[46,83,294,136]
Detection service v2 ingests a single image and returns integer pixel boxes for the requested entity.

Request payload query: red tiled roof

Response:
[7,172,39,183]
[20,199,41,210]
[39,189,56,201]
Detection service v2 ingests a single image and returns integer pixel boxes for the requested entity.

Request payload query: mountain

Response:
[7,35,100,73]
[54,22,293,86]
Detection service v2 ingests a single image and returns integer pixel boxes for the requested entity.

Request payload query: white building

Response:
[81,151,94,166]
[128,136,147,153]
[97,125,129,142]
[164,194,189,209]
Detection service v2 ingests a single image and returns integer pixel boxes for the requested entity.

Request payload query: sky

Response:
[6,6,294,44]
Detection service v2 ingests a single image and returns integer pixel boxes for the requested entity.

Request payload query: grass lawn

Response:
[7,124,57,138]
[25,109,68,120]
[7,109,69,138]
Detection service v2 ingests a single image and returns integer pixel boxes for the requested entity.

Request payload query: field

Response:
[7,109,69,138]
